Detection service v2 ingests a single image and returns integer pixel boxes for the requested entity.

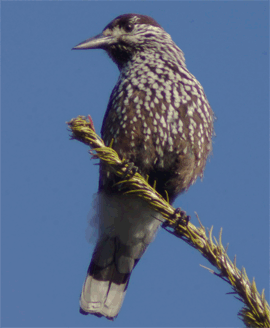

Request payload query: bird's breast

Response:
[100,57,213,198]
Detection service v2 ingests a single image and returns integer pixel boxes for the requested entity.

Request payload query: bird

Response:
[72,13,214,320]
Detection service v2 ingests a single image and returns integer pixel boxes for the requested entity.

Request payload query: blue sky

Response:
[1,1,269,327]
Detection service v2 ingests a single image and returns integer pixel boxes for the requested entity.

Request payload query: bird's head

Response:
[72,14,172,69]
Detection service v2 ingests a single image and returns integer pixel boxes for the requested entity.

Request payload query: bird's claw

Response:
[121,160,139,179]
[163,207,190,228]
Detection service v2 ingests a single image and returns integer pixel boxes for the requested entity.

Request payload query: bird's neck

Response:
[118,45,186,73]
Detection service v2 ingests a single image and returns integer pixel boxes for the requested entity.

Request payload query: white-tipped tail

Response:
[80,191,164,319]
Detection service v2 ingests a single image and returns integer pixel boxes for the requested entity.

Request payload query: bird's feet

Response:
[174,208,190,226]
[162,207,190,229]
[121,160,139,179]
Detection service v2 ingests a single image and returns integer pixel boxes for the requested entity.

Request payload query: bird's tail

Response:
[79,192,164,319]
[80,256,132,320]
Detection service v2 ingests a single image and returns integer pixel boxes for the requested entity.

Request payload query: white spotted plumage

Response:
[74,13,214,321]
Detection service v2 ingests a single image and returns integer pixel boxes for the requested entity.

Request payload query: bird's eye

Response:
[124,24,134,33]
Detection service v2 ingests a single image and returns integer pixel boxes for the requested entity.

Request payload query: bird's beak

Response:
[72,33,114,50]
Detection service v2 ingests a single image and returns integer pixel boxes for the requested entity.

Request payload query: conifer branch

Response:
[67,115,269,327]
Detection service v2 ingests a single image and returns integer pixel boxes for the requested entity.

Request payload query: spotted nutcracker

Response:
[72,13,214,320]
